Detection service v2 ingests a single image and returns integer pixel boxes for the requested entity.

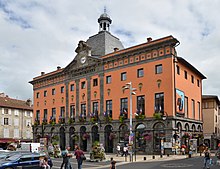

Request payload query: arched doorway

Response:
[135,123,147,152]
[104,125,113,153]
[69,127,75,151]
[153,122,165,153]
[119,124,129,145]
[92,125,99,143]
[80,126,87,151]
[60,127,66,150]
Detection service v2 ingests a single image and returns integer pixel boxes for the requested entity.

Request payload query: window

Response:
[93,78,98,86]
[14,110,19,116]
[26,111,30,116]
[43,109,48,120]
[106,100,112,117]
[81,81,86,89]
[191,75,194,83]
[4,118,9,125]
[4,108,8,114]
[61,86,64,93]
[52,108,56,118]
[155,93,164,112]
[121,72,127,81]
[176,65,180,75]
[93,102,99,115]
[36,92,40,98]
[192,99,195,119]
[155,64,162,74]
[60,107,65,117]
[106,76,111,84]
[44,90,47,97]
[70,105,75,118]
[197,79,200,87]
[81,104,86,116]
[184,97,188,118]
[70,84,74,91]
[137,96,145,114]
[36,110,40,120]
[120,98,128,118]
[197,102,201,120]
[52,88,55,95]
[184,71,187,79]
[137,68,144,78]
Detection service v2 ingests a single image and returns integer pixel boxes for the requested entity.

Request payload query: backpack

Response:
[61,151,67,158]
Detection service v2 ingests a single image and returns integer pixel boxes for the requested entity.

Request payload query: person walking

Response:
[74,146,85,169]
[116,144,120,156]
[110,157,116,169]
[204,148,211,169]
[60,146,72,169]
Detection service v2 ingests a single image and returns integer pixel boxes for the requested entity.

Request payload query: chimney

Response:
[41,72,45,76]
[57,66,61,70]
[147,37,152,42]
[114,47,119,52]
[26,99,32,107]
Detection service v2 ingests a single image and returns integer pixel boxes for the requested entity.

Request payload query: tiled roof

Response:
[0,96,33,110]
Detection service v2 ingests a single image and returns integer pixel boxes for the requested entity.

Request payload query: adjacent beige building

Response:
[0,93,33,149]
[202,95,220,149]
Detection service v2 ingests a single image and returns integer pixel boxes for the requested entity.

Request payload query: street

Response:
[52,155,220,169]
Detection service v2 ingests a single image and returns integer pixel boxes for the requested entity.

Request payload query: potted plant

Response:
[153,112,162,119]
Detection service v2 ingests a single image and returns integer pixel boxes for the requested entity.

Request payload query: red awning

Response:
[0,138,16,143]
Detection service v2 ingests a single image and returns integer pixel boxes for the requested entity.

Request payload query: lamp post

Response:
[123,82,136,162]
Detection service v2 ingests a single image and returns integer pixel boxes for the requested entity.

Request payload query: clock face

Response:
[80,57,86,64]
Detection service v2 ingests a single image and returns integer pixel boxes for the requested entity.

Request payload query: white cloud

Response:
[0,0,220,100]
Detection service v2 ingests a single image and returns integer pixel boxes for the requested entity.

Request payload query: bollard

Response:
[160,154,163,158]
[167,154,169,157]
[152,155,155,159]
[143,157,146,160]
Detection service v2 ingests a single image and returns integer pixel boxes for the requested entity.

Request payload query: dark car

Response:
[0,152,53,169]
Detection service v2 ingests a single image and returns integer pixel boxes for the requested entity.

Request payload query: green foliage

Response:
[135,114,145,120]
[153,112,162,119]
[119,115,125,123]
[68,118,75,125]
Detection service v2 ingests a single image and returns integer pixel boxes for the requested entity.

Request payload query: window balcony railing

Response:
[68,117,75,124]
[58,116,65,124]
[49,117,56,125]
[42,118,48,125]
[34,119,40,126]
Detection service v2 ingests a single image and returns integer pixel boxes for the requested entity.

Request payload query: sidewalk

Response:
[84,152,195,163]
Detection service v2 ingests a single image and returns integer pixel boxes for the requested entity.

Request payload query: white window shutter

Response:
[8,109,11,115]
[30,112,33,117]
[24,111,27,117]
[2,117,4,125]
[9,118,12,125]
[2,108,4,114]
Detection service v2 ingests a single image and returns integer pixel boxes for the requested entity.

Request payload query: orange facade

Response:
[31,36,205,123]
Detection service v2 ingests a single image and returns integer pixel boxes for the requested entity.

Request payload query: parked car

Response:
[0,152,53,169]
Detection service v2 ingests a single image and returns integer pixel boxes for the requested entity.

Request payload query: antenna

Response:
[104,6,107,13]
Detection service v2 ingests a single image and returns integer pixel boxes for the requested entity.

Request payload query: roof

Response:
[0,96,33,110]
[102,35,178,59]
[86,31,124,57]
[177,57,206,79]
[202,95,220,105]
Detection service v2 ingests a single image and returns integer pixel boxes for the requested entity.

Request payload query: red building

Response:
[30,11,206,154]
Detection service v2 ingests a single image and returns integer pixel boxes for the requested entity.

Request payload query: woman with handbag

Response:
[74,146,85,169]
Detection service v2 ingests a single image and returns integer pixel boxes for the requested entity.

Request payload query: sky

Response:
[0,0,220,101]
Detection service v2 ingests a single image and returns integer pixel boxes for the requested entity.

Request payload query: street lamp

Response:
[123,82,136,162]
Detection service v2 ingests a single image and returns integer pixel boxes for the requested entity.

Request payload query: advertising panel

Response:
[176,89,185,116]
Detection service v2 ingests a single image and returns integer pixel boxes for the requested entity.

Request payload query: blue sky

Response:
[0,0,220,100]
